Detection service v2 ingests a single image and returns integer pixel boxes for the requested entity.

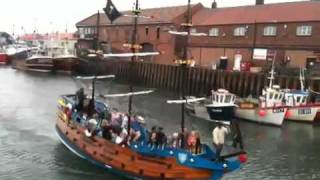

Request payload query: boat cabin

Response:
[284,90,308,107]
[209,89,236,106]
[261,85,284,107]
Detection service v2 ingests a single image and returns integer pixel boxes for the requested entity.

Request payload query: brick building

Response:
[76,1,320,69]
[76,3,203,64]
[190,1,320,69]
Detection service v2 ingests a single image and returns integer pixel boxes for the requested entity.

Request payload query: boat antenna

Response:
[268,58,276,89]
[178,0,192,147]
[127,0,140,137]
[299,68,305,91]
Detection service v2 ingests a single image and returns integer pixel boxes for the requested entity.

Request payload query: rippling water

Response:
[0,66,319,180]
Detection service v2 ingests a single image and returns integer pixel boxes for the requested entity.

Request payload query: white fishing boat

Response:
[283,69,320,122]
[235,63,287,126]
[186,89,236,123]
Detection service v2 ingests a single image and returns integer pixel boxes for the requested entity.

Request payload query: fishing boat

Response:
[55,0,247,180]
[186,89,236,122]
[53,53,79,74]
[0,49,9,65]
[283,69,320,122]
[24,55,54,73]
[235,62,288,126]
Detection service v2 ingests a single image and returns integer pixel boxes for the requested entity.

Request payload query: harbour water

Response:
[0,66,319,180]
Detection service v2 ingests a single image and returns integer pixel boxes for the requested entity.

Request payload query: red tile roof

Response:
[193,1,320,26]
[20,33,77,41]
[77,3,202,26]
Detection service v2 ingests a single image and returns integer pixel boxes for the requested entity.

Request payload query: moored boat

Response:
[53,54,79,74]
[25,55,54,73]
[235,63,287,126]
[186,89,236,122]
[0,49,9,65]
[283,69,320,122]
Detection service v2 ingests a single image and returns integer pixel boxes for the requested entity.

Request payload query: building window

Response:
[296,25,312,36]
[145,27,149,35]
[233,27,246,36]
[190,28,197,33]
[209,28,219,36]
[263,26,277,36]
[156,27,160,39]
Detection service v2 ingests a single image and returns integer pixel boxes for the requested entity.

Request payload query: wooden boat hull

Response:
[235,107,287,126]
[53,57,79,73]
[25,64,53,73]
[55,118,215,180]
[285,105,320,122]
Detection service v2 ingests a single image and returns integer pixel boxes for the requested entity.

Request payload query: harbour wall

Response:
[78,60,320,98]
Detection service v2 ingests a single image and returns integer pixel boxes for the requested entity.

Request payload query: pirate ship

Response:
[55,1,247,179]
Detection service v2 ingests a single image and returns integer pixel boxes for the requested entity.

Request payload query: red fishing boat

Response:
[0,49,9,65]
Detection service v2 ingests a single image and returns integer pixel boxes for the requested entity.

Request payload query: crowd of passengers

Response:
[84,112,203,154]
[61,92,203,154]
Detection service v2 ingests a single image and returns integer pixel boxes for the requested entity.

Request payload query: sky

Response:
[0,0,305,35]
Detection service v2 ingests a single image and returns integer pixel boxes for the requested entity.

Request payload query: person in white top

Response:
[212,123,229,161]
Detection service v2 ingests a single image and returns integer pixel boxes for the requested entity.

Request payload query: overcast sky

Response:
[0,0,304,35]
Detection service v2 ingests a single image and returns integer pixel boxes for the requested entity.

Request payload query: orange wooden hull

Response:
[56,118,213,179]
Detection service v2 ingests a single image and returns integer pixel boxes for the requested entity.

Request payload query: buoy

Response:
[239,154,248,163]
[258,109,266,117]
[285,110,292,118]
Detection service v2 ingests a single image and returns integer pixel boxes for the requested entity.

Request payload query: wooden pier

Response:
[79,60,320,98]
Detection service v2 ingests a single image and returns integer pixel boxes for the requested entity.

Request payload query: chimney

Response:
[211,0,217,9]
[256,0,264,5]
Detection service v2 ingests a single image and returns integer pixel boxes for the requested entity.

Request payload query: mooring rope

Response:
[308,88,320,95]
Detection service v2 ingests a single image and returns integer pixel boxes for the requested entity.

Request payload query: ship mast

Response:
[127,0,140,137]
[180,0,192,137]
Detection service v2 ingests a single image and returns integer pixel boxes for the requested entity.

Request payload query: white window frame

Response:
[263,26,277,36]
[296,25,312,36]
[209,28,219,37]
[233,27,246,36]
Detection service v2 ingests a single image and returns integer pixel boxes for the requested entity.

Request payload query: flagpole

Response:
[95,10,101,51]
[180,0,192,148]
[127,0,140,138]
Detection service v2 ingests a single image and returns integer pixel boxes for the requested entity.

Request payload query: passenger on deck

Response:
[212,123,229,161]
[187,131,197,153]
[85,114,99,137]
[131,116,146,142]
[168,132,179,148]
[75,88,85,112]
[148,126,157,147]
[155,127,166,148]
[195,131,202,154]
[231,120,244,150]
[121,113,129,129]
[101,120,113,140]
[179,128,189,149]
